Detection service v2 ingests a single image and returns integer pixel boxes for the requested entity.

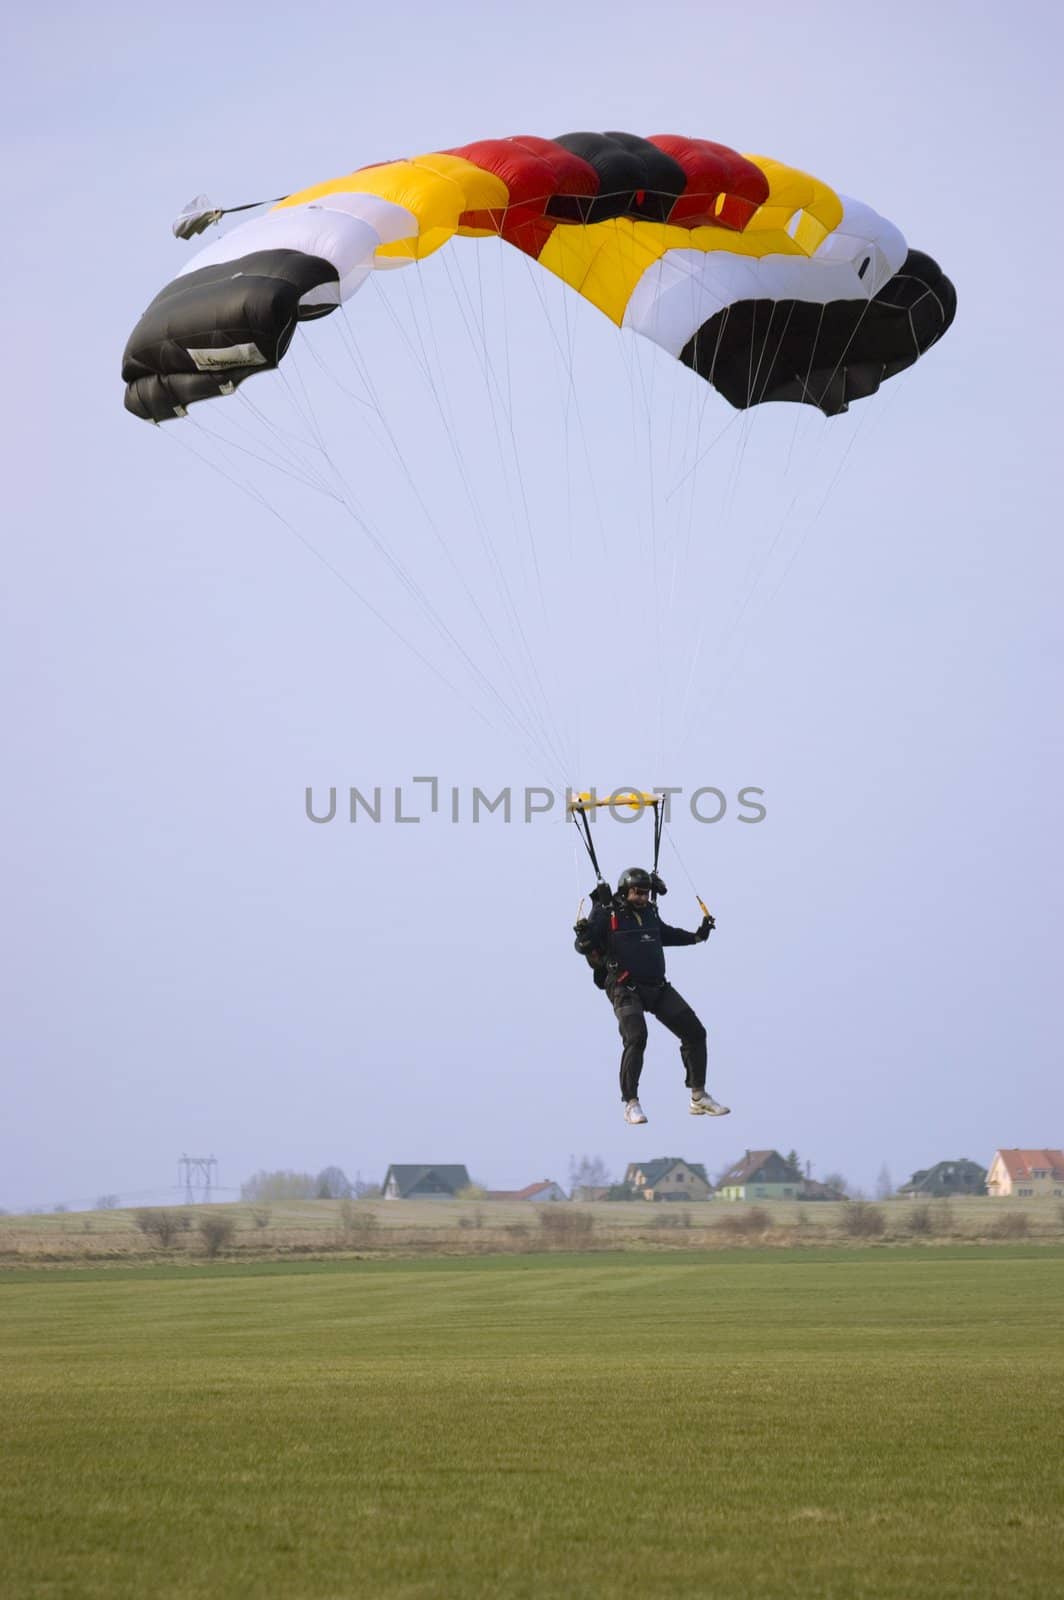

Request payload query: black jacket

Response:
[579,900,699,985]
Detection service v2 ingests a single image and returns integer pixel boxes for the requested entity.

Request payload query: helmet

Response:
[617,867,652,895]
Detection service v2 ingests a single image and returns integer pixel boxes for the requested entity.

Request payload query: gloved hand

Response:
[590,881,614,907]
[694,912,715,942]
[650,871,668,897]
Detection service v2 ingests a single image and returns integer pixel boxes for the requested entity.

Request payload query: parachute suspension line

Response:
[559,262,576,568]
[367,270,573,784]
[674,292,811,743]
[754,299,799,410]
[515,250,627,766]
[675,398,756,734]
[225,364,337,471]
[160,420,503,733]
[495,241,579,780]
[187,402,343,501]
[811,290,880,415]
[428,252,578,783]
[666,397,742,502]
[519,253,610,563]
[555,266,584,770]
[668,315,749,751]
[519,256,604,775]
[570,802,606,888]
[568,793,664,898]
[785,304,828,476]
[710,285,882,689]
[437,245,577,781]
[652,797,664,887]
[725,337,908,733]
[260,348,569,784]
[323,295,572,785]
[662,821,709,916]
[753,370,911,637]
[667,299,743,499]
[677,365,899,748]
[621,326,667,775]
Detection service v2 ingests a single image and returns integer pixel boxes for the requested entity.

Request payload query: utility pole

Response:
[178,1154,218,1204]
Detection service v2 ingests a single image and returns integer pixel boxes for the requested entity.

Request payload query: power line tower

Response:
[179,1154,218,1205]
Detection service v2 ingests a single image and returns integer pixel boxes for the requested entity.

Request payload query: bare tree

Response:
[316,1166,352,1200]
[134,1209,183,1248]
[240,1170,317,1202]
[337,1198,379,1244]
[875,1164,894,1201]
[198,1213,236,1257]
[568,1155,613,1197]
[96,1195,119,1211]
[841,1203,886,1237]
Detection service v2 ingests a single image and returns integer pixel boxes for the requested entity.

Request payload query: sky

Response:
[1,0,1061,1210]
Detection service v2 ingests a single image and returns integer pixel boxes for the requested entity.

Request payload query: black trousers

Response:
[607,979,708,1102]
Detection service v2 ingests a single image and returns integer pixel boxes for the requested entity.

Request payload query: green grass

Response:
[2,1249,1062,1599]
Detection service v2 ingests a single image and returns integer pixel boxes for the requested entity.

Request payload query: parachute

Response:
[122,130,955,424]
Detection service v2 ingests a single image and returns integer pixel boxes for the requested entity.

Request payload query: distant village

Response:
[377,1149,1064,1204]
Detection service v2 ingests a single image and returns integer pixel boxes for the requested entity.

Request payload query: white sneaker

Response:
[624,1099,648,1125]
[690,1090,730,1117]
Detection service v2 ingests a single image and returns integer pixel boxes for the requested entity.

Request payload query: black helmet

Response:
[617,867,652,895]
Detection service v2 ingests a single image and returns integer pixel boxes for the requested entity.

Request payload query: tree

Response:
[875,1164,894,1201]
[315,1166,352,1200]
[240,1170,317,1202]
[134,1208,183,1248]
[96,1195,119,1211]
[338,1197,379,1242]
[568,1155,613,1197]
[821,1172,850,1197]
[198,1213,235,1258]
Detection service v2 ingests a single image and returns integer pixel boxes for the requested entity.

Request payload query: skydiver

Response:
[574,867,730,1126]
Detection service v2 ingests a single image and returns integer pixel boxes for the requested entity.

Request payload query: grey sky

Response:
[2,0,1061,1209]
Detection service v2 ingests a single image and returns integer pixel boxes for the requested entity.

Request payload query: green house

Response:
[898,1159,986,1198]
[382,1164,471,1199]
[716,1149,803,1202]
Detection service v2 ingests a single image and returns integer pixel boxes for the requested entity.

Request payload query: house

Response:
[716,1150,803,1201]
[800,1178,848,1202]
[986,1150,1064,1199]
[898,1159,987,1198]
[382,1164,471,1200]
[485,1180,567,1202]
[624,1158,712,1202]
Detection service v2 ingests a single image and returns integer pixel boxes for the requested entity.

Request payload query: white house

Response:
[485,1181,567,1202]
[985,1149,1064,1198]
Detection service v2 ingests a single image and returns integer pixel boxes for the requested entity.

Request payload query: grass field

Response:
[3,1247,1063,1599]
[3,1193,1063,1263]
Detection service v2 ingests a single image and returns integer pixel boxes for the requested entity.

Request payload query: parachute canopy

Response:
[123,129,955,424]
